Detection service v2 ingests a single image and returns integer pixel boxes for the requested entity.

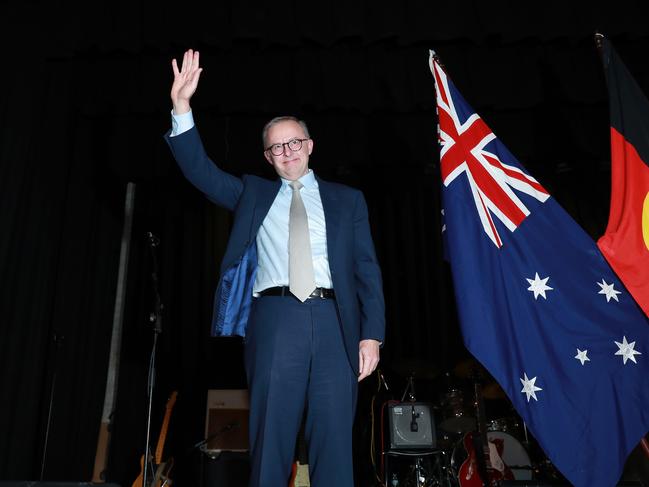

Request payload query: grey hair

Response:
[262,116,311,148]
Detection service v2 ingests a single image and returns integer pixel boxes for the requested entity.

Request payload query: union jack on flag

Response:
[429,50,649,487]
[431,54,549,247]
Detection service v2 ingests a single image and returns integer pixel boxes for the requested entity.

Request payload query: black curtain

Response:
[3,1,649,485]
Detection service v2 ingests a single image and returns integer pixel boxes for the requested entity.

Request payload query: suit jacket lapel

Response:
[317,177,341,257]
[250,178,282,240]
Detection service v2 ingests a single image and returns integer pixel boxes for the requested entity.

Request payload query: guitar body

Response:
[288,461,310,487]
[457,432,514,487]
[457,433,485,487]
[153,459,174,487]
[131,456,173,487]
[131,392,178,487]
[131,455,145,487]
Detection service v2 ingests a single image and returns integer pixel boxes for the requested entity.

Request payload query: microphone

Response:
[410,405,419,432]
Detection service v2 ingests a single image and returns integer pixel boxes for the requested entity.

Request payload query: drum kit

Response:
[383,358,564,487]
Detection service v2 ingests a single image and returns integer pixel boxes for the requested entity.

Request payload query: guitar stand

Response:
[142,232,164,487]
[382,449,450,487]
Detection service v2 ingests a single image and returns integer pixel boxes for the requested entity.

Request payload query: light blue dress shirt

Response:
[170,110,333,293]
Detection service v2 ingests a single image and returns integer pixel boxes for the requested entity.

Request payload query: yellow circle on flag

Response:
[644,192,649,251]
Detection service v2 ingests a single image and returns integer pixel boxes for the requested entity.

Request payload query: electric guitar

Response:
[288,424,310,487]
[288,461,310,487]
[132,391,178,487]
[458,382,514,487]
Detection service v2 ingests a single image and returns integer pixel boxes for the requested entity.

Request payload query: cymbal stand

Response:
[400,375,417,402]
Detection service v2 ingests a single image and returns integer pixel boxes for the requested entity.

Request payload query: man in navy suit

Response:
[165,49,385,486]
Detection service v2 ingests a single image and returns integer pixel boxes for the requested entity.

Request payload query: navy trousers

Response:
[244,295,358,487]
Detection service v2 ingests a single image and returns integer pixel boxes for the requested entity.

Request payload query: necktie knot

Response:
[290,180,303,191]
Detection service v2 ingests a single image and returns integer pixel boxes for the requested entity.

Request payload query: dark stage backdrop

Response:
[2,1,649,485]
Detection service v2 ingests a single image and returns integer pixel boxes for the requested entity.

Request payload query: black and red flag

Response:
[597,37,649,317]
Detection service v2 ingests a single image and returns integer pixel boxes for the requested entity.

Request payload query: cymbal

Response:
[391,359,440,379]
[482,381,507,400]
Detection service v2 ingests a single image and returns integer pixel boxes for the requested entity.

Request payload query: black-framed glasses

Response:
[265,138,309,156]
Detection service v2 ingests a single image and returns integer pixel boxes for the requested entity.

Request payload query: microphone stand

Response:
[142,232,163,487]
[193,421,241,456]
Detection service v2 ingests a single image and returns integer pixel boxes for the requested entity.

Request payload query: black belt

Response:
[258,286,336,300]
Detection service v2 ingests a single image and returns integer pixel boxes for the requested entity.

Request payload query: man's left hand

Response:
[358,339,380,382]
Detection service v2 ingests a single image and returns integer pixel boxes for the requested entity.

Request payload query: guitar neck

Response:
[154,392,178,465]
[474,382,488,438]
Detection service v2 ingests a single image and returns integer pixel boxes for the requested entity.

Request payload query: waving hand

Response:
[171,49,203,115]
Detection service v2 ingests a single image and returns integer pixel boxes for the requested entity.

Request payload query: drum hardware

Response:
[438,388,476,435]
[383,450,453,487]
[410,456,428,487]
[401,375,418,403]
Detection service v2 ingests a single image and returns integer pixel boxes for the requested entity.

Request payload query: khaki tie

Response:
[289,180,316,302]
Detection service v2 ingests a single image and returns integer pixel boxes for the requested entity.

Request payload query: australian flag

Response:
[430,51,649,487]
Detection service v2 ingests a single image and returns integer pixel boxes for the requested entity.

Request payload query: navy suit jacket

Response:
[165,126,385,373]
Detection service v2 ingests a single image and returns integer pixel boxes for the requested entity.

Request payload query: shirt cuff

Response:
[170,109,195,137]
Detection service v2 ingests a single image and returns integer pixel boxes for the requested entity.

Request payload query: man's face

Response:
[263,120,313,181]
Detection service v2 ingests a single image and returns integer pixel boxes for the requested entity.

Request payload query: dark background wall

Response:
[2,1,649,485]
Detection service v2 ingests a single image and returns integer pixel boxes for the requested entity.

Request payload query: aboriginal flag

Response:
[598,37,649,317]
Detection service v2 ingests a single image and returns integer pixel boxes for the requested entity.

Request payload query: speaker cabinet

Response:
[388,402,436,450]
[203,451,250,486]
[205,389,250,452]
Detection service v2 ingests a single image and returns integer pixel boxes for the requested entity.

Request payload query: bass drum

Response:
[486,431,532,480]
[450,432,532,482]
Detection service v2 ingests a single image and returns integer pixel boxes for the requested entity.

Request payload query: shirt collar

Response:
[280,169,318,193]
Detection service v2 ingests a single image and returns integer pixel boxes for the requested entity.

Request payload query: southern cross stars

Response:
[615,336,642,365]
[520,373,542,402]
[597,279,621,302]
[526,273,553,300]
[575,349,590,365]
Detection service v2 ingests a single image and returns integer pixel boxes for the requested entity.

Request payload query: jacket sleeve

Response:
[164,125,243,211]
[352,190,386,344]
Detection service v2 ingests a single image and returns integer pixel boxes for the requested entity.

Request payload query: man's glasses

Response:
[265,138,309,156]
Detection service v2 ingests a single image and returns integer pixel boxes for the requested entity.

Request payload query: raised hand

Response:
[170,49,203,115]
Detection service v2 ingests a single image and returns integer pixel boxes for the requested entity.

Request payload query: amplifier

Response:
[205,389,250,452]
[203,451,250,486]
[388,402,436,450]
